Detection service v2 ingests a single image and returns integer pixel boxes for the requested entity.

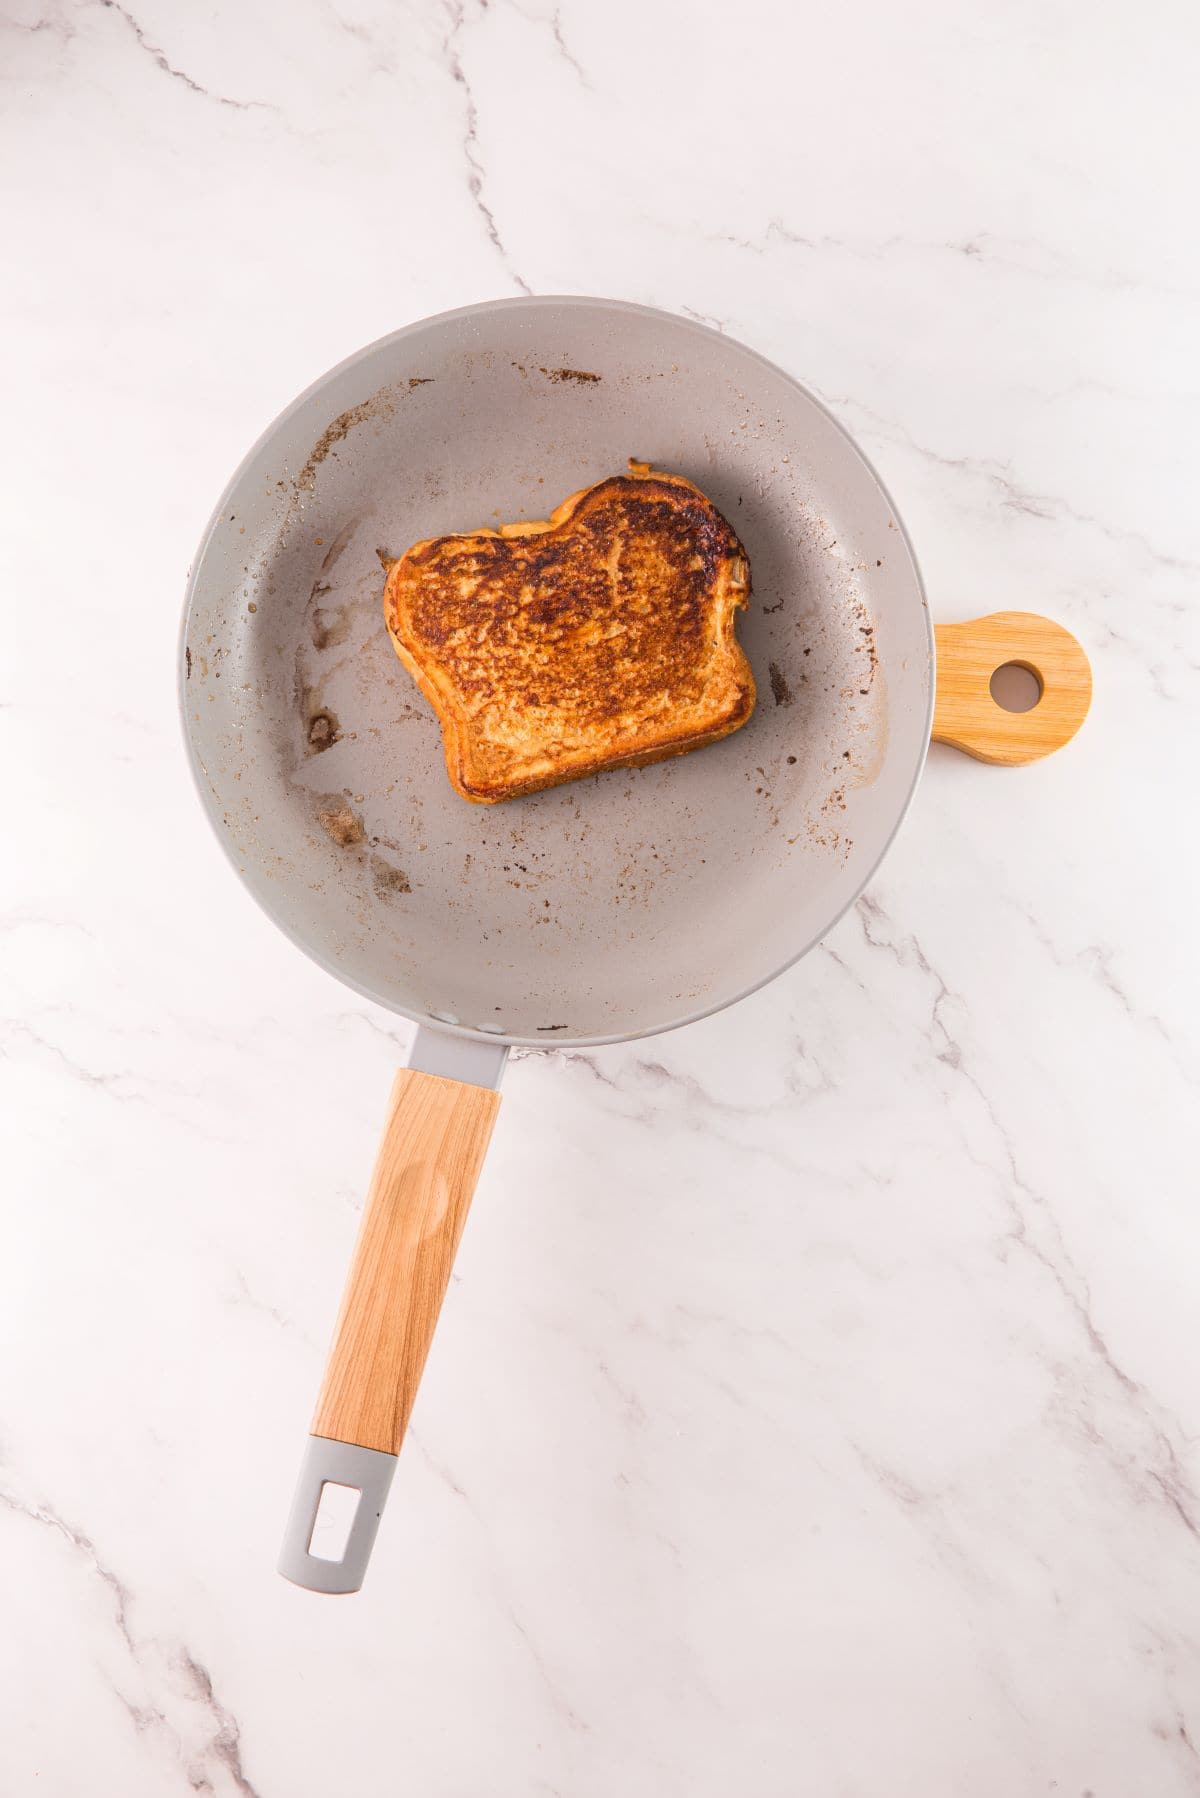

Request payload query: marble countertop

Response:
[3,1,1198,1792]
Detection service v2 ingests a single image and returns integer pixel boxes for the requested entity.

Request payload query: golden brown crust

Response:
[383,463,755,803]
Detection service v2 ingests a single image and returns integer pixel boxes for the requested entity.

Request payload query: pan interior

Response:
[183,300,931,1046]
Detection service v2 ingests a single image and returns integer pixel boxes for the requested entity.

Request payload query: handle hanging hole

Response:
[989,661,1043,714]
[307,1480,362,1562]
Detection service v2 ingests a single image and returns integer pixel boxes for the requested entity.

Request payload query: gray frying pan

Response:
[180,297,1090,1592]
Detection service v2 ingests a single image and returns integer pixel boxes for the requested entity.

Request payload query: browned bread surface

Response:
[383,463,755,803]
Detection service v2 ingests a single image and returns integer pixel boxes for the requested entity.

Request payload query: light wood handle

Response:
[932,611,1092,765]
[312,1068,501,1455]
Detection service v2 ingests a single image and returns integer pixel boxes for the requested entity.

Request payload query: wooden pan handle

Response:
[314,1068,500,1451]
[932,611,1092,765]
[279,1066,500,1593]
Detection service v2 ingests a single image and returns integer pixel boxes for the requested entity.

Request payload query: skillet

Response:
[180,296,1090,1590]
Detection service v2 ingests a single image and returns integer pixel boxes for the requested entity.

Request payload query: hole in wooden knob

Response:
[990,662,1043,714]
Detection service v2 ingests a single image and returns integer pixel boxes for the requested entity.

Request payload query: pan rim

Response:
[179,294,935,1050]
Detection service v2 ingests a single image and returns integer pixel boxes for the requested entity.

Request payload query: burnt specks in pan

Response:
[768,661,794,707]
[297,398,376,492]
[536,1023,569,1032]
[185,646,192,680]
[296,381,419,494]
[371,855,411,898]
[306,708,341,753]
[538,366,602,384]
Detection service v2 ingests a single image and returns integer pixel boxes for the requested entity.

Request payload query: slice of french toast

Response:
[382,461,755,803]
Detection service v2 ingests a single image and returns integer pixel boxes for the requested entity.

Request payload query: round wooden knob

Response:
[932,611,1092,766]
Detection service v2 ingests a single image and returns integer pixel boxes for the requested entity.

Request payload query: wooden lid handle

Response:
[932,611,1092,765]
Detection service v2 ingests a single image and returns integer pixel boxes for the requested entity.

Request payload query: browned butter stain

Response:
[315,802,364,847]
[306,707,341,753]
[310,596,353,650]
[769,661,794,706]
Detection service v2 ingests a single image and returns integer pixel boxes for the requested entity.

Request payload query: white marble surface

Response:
[3,0,1199,1791]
